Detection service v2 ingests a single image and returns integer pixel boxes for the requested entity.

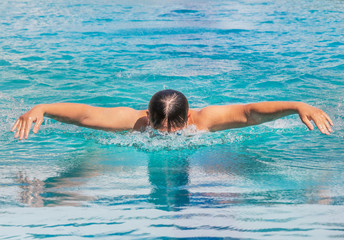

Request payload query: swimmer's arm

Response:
[11,103,144,140]
[195,102,333,134]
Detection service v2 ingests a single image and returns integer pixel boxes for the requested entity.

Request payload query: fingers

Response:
[13,116,41,140]
[24,117,34,139]
[323,112,334,126]
[314,121,329,135]
[33,118,43,134]
[12,108,44,140]
[14,120,22,138]
[323,115,333,134]
[301,108,334,135]
[19,120,26,140]
[11,119,20,132]
[313,115,332,135]
[324,124,333,134]
[301,116,314,131]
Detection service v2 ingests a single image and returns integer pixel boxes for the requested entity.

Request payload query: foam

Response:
[95,125,244,151]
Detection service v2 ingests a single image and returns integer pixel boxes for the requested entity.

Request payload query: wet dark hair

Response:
[148,89,189,131]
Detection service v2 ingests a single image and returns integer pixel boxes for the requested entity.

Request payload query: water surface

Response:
[0,0,343,239]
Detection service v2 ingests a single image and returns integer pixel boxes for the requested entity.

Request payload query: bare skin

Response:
[11,102,333,140]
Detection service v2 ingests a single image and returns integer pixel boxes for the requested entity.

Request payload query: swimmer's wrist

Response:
[293,102,309,114]
[34,104,48,115]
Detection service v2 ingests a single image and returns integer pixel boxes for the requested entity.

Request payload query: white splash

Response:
[96,125,244,151]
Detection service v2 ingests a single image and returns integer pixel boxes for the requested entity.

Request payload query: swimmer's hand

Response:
[298,103,333,135]
[11,105,44,140]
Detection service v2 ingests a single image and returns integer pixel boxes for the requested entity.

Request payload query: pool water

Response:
[0,0,343,239]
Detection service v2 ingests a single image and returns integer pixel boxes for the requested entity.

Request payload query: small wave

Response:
[0,59,11,66]
[171,9,199,14]
[20,56,45,62]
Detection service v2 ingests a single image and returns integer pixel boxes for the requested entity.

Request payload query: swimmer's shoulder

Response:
[188,108,209,131]
[133,109,149,131]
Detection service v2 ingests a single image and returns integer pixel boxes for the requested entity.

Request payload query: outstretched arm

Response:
[194,102,333,134]
[11,103,145,140]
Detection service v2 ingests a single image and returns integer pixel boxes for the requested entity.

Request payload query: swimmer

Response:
[11,89,334,140]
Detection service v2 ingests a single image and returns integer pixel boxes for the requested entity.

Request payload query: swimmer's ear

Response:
[146,111,150,123]
[187,112,191,125]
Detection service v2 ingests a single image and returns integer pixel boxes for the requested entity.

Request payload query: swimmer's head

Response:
[148,89,189,132]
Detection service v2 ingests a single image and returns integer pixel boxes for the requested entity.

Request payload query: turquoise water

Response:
[1,0,344,239]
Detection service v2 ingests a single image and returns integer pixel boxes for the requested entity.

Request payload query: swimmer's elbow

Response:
[78,116,93,128]
[78,107,94,126]
[244,104,259,126]
[77,107,107,129]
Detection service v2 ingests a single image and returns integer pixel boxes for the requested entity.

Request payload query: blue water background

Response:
[0,0,344,239]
